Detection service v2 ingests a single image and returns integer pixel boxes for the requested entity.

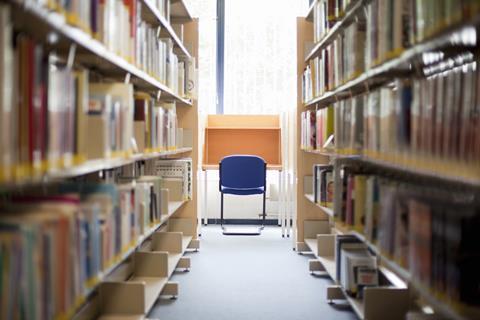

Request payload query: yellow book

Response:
[353,175,367,231]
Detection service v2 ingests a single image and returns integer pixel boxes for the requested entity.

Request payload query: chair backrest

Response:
[219,155,266,190]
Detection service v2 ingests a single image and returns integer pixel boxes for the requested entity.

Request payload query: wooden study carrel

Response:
[203,114,282,169]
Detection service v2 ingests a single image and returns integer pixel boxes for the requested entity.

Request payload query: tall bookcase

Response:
[297,1,480,320]
[0,1,200,319]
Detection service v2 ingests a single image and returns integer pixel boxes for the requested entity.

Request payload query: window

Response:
[187,0,308,115]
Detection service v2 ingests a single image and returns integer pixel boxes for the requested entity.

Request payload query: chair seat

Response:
[221,186,265,195]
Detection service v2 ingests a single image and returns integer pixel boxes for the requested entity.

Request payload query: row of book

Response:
[412,0,479,44]
[303,15,366,102]
[300,108,334,151]
[311,0,354,44]
[0,23,187,183]
[337,168,480,308]
[0,157,192,319]
[303,0,479,104]
[316,56,480,169]
[20,1,192,97]
[336,235,378,298]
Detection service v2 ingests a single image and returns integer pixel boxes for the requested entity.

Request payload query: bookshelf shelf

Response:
[340,227,480,320]
[304,15,480,108]
[78,200,189,317]
[302,148,337,157]
[0,148,193,190]
[141,0,192,58]
[304,194,334,217]
[305,0,316,22]
[97,231,193,319]
[9,0,193,105]
[356,156,480,188]
[171,0,193,22]
[304,0,364,62]
[299,2,480,319]
[304,238,336,278]
[302,221,409,320]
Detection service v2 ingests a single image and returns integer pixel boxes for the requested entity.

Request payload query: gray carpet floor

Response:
[149,226,357,320]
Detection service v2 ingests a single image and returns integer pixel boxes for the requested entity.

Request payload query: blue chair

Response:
[219,155,267,235]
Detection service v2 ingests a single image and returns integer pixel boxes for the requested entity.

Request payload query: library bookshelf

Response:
[0,1,200,319]
[297,1,480,320]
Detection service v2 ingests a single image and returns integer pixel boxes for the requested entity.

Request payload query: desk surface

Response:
[202,164,283,171]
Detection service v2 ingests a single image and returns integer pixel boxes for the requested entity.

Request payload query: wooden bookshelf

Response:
[301,221,409,320]
[9,0,193,105]
[0,1,201,319]
[297,3,480,319]
[296,17,330,243]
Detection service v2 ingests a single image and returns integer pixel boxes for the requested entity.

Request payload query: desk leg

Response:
[203,170,208,226]
[280,171,286,237]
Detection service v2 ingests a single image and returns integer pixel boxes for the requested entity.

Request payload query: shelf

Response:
[304,194,334,217]
[79,199,189,317]
[357,155,480,188]
[301,148,337,157]
[304,0,364,62]
[304,13,480,108]
[304,238,336,278]
[305,0,316,22]
[0,148,192,190]
[9,0,193,105]
[141,0,192,58]
[171,0,193,23]
[342,287,366,319]
[337,225,480,320]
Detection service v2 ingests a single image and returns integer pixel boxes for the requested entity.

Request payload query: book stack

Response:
[312,0,336,44]
[146,158,193,201]
[334,95,364,154]
[88,82,135,160]
[0,180,160,319]
[410,0,466,44]
[313,164,333,207]
[358,58,480,171]
[302,17,365,103]
[0,4,189,185]
[21,0,190,96]
[337,168,480,310]
[312,0,357,45]
[0,24,94,180]
[134,94,183,153]
[365,0,411,68]
[301,107,334,151]
[154,0,171,21]
[336,234,379,298]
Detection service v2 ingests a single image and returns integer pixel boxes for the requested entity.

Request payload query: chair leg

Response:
[220,192,224,227]
[261,192,266,229]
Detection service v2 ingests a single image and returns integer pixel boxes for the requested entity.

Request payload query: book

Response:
[335,235,365,282]
[88,82,134,159]
[340,247,377,297]
[0,4,13,182]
